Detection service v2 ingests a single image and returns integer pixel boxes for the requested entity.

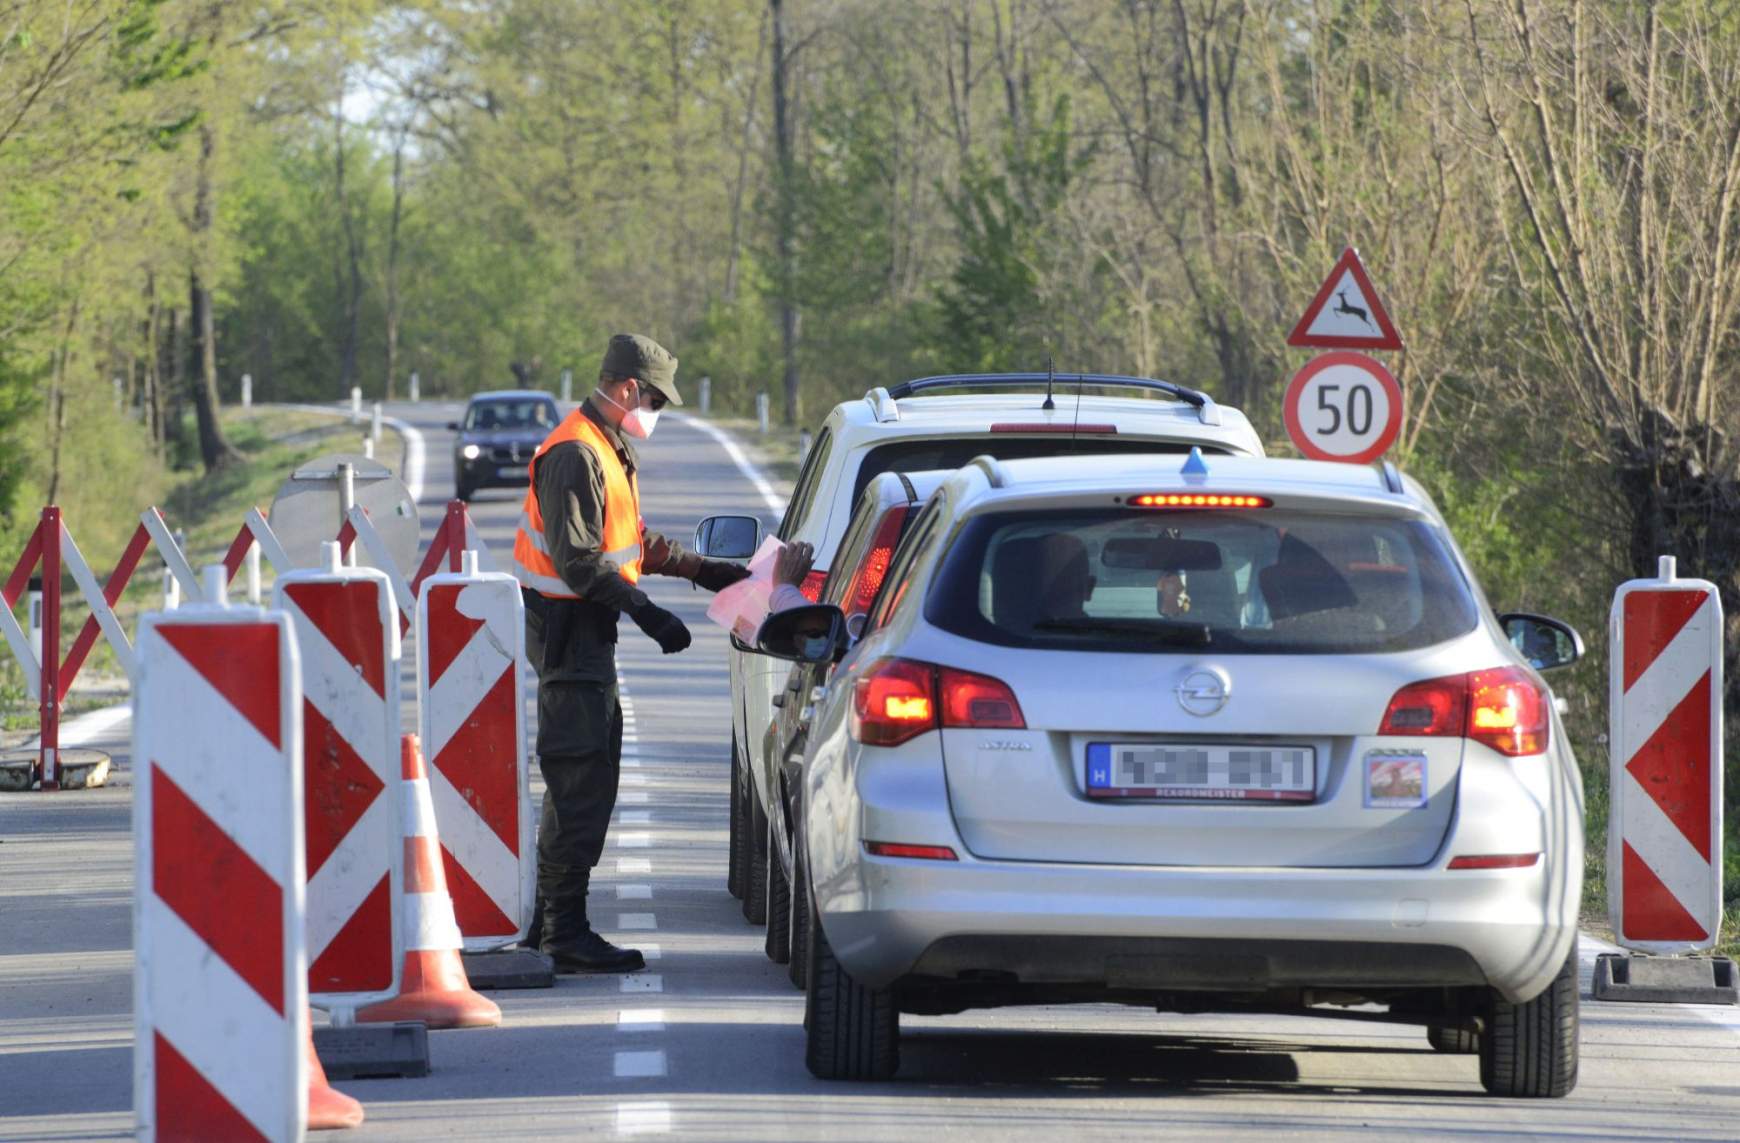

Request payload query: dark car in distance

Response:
[450,390,562,500]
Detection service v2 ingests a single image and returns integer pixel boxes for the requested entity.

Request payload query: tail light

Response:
[864,841,958,860]
[1130,493,1271,508]
[839,506,909,615]
[851,657,1026,747]
[1379,667,1548,757]
[1448,852,1540,870]
[799,569,827,603]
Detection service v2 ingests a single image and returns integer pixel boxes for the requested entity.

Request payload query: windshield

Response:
[464,398,557,431]
[926,507,1478,655]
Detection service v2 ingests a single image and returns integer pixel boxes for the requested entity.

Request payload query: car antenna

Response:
[1042,356,1056,411]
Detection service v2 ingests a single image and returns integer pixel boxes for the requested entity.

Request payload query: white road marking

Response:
[616,832,651,849]
[617,913,657,930]
[617,1008,666,1032]
[621,774,647,787]
[619,791,649,805]
[638,943,662,961]
[619,810,652,824]
[616,885,653,900]
[671,411,786,515]
[621,972,663,993]
[613,1050,666,1078]
[615,1101,672,1135]
[617,858,652,875]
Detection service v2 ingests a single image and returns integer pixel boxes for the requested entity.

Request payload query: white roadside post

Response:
[408,372,420,403]
[371,403,382,443]
[698,376,711,414]
[242,373,253,408]
[132,564,307,1141]
[756,392,769,434]
[560,368,573,404]
[1594,555,1736,1003]
[350,387,362,424]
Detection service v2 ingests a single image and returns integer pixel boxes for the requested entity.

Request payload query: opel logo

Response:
[1175,666,1231,717]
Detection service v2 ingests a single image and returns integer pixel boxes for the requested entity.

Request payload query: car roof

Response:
[860,467,954,508]
[467,389,557,403]
[830,379,1261,455]
[948,452,1426,514]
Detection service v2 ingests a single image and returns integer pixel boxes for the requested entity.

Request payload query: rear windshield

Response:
[926,508,1478,655]
[464,398,558,431]
[851,438,1222,506]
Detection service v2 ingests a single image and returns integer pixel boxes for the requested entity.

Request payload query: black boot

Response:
[540,865,645,974]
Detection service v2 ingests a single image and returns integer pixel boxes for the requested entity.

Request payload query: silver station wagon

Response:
[756,451,1586,1097]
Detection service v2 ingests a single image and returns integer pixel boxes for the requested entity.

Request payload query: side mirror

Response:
[446,421,461,432]
[1499,612,1584,672]
[694,514,761,560]
[757,604,847,663]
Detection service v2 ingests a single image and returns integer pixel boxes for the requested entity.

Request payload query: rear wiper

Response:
[1032,618,1212,646]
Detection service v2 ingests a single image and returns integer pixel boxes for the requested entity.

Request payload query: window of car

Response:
[464,398,558,431]
[777,427,834,541]
[864,499,946,633]
[926,507,1479,655]
[850,437,1225,507]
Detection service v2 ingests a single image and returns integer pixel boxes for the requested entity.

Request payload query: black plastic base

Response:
[313,1021,431,1079]
[1592,953,1739,1005]
[462,948,556,990]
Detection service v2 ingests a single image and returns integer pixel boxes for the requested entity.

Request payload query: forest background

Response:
[4,0,1740,928]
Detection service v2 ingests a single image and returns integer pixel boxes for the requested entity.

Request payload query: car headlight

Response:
[461,444,482,460]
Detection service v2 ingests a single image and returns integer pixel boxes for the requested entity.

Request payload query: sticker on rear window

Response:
[1364,751,1427,809]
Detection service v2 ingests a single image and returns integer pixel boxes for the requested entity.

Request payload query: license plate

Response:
[497,465,526,478]
[1085,743,1315,802]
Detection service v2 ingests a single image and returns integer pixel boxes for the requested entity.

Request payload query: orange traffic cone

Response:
[305,1007,365,1130]
[357,735,501,1029]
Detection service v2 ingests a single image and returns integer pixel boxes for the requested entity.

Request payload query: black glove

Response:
[632,601,692,654]
[693,560,752,593]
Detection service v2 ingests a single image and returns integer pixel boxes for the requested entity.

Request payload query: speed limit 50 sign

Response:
[1282,351,1403,464]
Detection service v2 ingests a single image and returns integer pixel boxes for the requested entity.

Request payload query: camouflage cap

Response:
[601,333,682,406]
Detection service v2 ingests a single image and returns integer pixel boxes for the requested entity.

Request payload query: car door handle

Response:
[771,693,786,709]
[810,686,828,703]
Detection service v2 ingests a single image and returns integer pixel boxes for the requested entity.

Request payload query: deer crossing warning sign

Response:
[1287,247,1403,351]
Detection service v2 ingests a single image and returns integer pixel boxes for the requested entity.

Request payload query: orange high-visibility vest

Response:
[513,409,643,599]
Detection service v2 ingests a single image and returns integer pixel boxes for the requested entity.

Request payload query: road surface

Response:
[3,400,1739,1139]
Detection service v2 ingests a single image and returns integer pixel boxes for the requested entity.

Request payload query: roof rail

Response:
[968,454,1008,488]
[1379,461,1405,494]
[883,373,1222,426]
[864,387,900,423]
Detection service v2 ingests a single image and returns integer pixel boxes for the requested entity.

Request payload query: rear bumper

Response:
[817,855,1577,1003]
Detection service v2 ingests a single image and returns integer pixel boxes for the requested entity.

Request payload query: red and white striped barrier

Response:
[274,543,404,1013]
[418,552,532,950]
[133,566,307,1141]
[1609,555,1725,952]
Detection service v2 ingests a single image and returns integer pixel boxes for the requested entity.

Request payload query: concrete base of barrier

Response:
[1592,953,1740,1005]
[462,949,556,990]
[314,1021,431,1079]
[0,750,111,791]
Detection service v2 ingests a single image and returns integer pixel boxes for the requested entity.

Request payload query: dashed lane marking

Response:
[618,858,652,875]
[618,913,657,930]
[621,973,663,993]
[616,885,653,900]
[613,1050,667,1078]
[615,1102,672,1136]
[618,1008,666,1032]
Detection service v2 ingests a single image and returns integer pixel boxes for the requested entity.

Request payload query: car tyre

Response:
[727,743,745,900]
[788,826,810,990]
[742,790,768,925]
[1427,1024,1479,1054]
[765,815,791,964]
[804,875,898,1080]
[1479,951,1578,1097]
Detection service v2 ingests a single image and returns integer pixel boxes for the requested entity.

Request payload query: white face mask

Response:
[597,385,662,440]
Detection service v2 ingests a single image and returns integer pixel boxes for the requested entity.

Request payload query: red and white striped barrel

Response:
[133,571,306,1141]
[417,554,532,950]
[1609,556,1725,952]
[274,545,404,1012]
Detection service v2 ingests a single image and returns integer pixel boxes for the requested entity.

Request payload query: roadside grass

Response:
[703,414,808,487]
[1,407,384,733]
